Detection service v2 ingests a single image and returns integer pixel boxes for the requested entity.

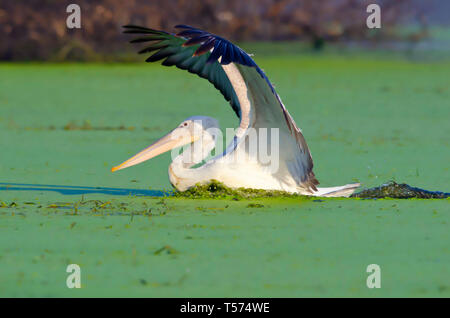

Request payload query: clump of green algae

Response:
[174,180,312,200]
[351,181,449,199]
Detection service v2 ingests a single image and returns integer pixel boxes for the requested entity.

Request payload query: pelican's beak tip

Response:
[111,166,119,173]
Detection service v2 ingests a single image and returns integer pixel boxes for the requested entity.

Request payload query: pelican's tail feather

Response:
[313,183,360,198]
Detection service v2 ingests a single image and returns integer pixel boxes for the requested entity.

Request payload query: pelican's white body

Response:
[170,154,359,197]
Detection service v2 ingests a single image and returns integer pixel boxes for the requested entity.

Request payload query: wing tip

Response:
[309,173,320,192]
[174,24,194,29]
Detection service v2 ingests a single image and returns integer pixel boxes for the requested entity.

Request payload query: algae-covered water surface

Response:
[0,55,449,297]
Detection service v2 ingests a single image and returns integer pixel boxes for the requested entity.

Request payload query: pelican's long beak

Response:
[111,129,194,172]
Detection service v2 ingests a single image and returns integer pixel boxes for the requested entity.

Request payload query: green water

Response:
[0,55,449,297]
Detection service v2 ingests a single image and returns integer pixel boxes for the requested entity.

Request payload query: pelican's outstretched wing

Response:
[123,24,319,192]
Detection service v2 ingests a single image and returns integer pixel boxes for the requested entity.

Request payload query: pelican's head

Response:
[111,116,218,172]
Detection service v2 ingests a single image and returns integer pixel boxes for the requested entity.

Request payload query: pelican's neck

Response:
[169,127,217,190]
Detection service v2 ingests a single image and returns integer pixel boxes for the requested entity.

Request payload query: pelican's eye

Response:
[183,122,188,127]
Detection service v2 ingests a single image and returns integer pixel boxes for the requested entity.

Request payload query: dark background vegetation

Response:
[0,0,447,61]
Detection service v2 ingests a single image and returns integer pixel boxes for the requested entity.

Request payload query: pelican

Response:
[112,24,360,197]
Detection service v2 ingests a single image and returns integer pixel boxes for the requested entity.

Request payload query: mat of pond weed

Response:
[352,181,449,199]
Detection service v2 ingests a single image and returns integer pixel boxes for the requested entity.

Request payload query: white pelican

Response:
[112,24,360,197]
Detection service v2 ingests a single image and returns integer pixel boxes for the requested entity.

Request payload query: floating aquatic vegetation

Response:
[63,120,135,131]
[176,180,449,200]
[174,180,312,200]
[20,123,164,132]
[351,181,449,199]
[247,203,265,208]
[153,245,179,255]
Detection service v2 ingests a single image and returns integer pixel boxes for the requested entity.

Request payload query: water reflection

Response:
[0,182,171,197]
